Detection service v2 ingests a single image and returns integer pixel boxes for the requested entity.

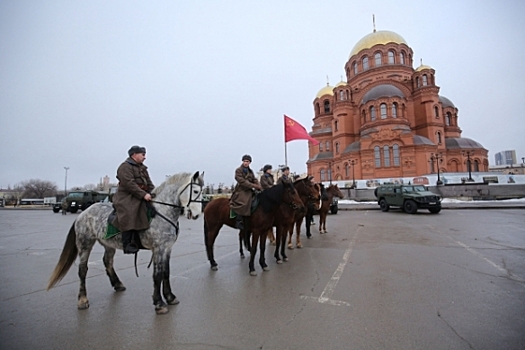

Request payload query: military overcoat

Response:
[229,165,259,216]
[112,158,155,232]
[277,174,291,185]
[260,173,274,190]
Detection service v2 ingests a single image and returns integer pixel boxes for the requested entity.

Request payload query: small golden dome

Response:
[335,80,347,87]
[350,30,407,58]
[316,84,334,98]
[415,64,432,72]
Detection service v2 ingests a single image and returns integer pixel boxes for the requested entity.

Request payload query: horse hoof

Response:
[287,245,294,250]
[276,259,283,264]
[284,257,289,262]
[297,243,303,249]
[307,235,312,239]
[155,306,169,315]
[77,300,90,310]
[167,298,180,305]
[241,254,245,259]
[263,266,270,272]
[250,271,257,276]
[211,266,218,271]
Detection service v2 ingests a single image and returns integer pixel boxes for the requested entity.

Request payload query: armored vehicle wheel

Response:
[429,207,441,214]
[379,199,389,212]
[70,208,78,214]
[52,208,60,213]
[330,205,338,214]
[403,200,418,214]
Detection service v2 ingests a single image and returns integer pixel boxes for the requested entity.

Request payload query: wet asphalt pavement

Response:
[0,207,524,350]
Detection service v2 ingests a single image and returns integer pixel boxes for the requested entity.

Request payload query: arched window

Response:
[339,90,346,101]
[335,142,340,154]
[437,131,442,144]
[320,169,325,181]
[388,50,395,64]
[400,52,405,65]
[315,103,320,115]
[363,56,369,70]
[430,157,435,173]
[370,106,376,121]
[375,52,382,66]
[345,163,349,177]
[325,141,330,151]
[422,75,428,86]
[384,145,390,167]
[353,62,358,75]
[319,142,323,152]
[323,100,330,113]
[416,77,420,88]
[374,146,381,167]
[380,103,387,119]
[392,103,398,118]
[474,160,480,172]
[362,109,366,123]
[393,144,400,166]
[334,120,338,131]
[446,112,451,126]
[434,106,439,119]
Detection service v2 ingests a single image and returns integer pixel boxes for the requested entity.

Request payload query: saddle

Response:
[103,206,155,240]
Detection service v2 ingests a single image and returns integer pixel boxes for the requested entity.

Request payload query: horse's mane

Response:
[153,172,203,195]
[259,183,285,212]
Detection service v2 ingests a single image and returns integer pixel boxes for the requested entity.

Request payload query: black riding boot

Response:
[122,230,139,254]
[235,215,244,230]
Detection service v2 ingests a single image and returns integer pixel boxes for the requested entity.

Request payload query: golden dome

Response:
[335,80,347,87]
[415,64,432,72]
[316,84,334,98]
[350,30,407,58]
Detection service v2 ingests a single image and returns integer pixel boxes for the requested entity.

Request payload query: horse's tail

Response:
[47,223,78,290]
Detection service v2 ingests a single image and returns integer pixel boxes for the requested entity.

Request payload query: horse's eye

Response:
[193,190,199,194]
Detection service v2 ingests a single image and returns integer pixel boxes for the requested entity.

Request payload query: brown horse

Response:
[318,184,344,233]
[286,178,322,249]
[273,177,319,262]
[203,182,303,275]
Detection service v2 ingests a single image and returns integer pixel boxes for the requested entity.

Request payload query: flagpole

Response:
[285,142,288,166]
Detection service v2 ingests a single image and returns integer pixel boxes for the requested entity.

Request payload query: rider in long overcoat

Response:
[112,145,155,253]
[229,154,261,229]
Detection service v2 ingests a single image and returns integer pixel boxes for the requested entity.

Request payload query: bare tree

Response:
[19,179,58,198]
[83,184,96,190]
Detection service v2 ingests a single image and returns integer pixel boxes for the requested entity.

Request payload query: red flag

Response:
[284,115,320,145]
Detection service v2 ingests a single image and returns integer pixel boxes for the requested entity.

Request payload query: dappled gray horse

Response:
[47,171,204,315]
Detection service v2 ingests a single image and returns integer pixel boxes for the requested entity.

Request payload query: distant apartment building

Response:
[494,150,516,166]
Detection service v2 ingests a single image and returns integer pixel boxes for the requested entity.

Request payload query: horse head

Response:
[330,184,345,199]
[282,181,305,213]
[294,177,322,210]
[178,171,205,220]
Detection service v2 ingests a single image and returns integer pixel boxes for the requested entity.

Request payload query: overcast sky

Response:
[1,0,524,190]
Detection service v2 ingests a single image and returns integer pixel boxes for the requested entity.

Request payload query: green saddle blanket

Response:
[103,208,154,240]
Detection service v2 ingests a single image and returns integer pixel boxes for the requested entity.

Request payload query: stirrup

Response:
[124,243,139,254]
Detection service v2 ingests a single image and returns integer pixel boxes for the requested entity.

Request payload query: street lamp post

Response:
[64,167,69,197]
[349,159,358,188]
[327,161,332,184]
[462,151,474,182]
[430,153,443,185]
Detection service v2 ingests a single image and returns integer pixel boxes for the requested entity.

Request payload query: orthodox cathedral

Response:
[307,29,488,184]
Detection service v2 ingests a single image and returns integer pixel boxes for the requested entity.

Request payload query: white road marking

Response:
[300,226,362,306]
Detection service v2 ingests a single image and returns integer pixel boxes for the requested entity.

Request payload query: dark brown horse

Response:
[285,178,322,250]
[318,184,344,233]
[272,177,319,262]
[204,182,303,275]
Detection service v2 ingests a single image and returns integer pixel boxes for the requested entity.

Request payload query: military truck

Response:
[65,190,108,213]
[374,184,441,214]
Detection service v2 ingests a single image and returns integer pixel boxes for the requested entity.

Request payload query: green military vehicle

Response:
[374,184,441,214]
[65,190,108,213]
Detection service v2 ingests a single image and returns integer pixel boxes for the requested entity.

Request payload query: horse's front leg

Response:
[305,212,312,238]
[238,229,245,259]
[152,250,169,315]
[295,218,303,248]
[248,231,257,276]
[162,250,179,306]
[258,229,269,272]
[103,247,125,292]
[274,225,283,263]
[280,226,289,262]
